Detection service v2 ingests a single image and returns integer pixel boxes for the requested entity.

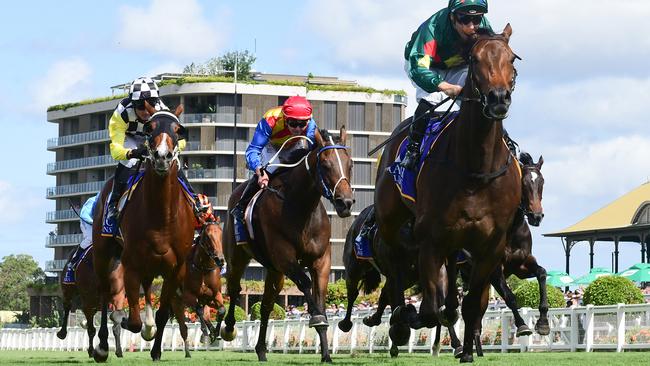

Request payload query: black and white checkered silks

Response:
[129,77,160,101]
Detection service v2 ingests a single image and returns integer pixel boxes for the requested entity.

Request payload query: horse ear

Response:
[502,23,512,42]
[144,100,157,116]
[339,125,347,145]
[174,104,184,117]
[314,128,325,147]
[537,155,544,168]
[215,215,221,224]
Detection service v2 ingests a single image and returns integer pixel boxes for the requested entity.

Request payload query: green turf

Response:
[0,350,647,366]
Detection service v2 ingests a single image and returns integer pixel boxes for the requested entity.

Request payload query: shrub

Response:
[249,302,286,321]
[583,276,644,305]
[505,275,526,293]
[327,279,348,306]
[223,303,247,322]
[513,280,565,309]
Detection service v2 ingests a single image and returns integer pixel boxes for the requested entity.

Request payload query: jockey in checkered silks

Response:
[104,77,200,233]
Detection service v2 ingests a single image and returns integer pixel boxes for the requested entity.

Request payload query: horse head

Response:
[312,127,354,218]
[198,219,225,270]
[143,102,186,175]
[465,24,520,120]
[519,152,544,226]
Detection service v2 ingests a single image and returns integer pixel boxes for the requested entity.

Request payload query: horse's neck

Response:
[142,165,181,222]
[284,152,322,217]
[454,101,507,174]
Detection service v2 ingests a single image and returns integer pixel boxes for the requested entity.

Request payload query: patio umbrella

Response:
[617,263,650,283]
[546,270,575,287]
[573,267,612,285]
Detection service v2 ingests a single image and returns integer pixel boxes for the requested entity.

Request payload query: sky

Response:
[1,0,650,278]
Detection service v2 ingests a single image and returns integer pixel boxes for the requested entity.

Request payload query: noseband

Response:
[143,111,182,166]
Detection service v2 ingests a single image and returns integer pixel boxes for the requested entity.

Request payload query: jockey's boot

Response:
[106,164,130,222]
[400,101,434,171]
[230,176,260,244]
[177,168,202,216]
[63,246,84,283]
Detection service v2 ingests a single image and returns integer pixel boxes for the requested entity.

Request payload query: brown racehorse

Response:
[374,25,521,363]
[57,245,126,358]
[92,103,195,362]
[221,128,354,363]
[338,205,463,358]
[182,218,227,344]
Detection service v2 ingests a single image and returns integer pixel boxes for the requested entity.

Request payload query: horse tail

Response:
[361,267,381,295]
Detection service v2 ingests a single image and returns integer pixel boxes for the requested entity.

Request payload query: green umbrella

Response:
[616,263,650,283]
[546,270,575,287]
[573,267,612,285]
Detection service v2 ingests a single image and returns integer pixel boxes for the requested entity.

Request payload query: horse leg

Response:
[150,281,174,361]
[56,287,72,340]
[448,325,464,358]
[309,254,332,363]
[120,267,143,335]
[490,266,531,337]
[92,301,109,362]
[92,246,114,362]
[221,247,250,341]
[255,269,284,362]
[83,308,96,358]
[364,280,389,327]
[110,310,125,358]
[531,260,550,335]
[195,305,211,343]
[432,326,442,357]
[338,264,362,332]
[440,257,460,327]
[171,294,191,358]
[412,242,444,329]
[460,259,497,363]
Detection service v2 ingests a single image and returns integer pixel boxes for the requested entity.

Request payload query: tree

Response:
[0,254,45,311]
[183,50,257,80]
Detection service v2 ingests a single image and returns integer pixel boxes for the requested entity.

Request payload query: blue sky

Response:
[1,0,650,278]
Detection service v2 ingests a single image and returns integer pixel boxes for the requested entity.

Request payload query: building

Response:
[45,73,407,282]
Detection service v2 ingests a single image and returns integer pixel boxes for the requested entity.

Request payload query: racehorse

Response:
[57,245,126,358]
[373,25,521,363]
[338,205,462,358]
[182,218,227,344]
[92,103,195,362]
[221,128,354,363]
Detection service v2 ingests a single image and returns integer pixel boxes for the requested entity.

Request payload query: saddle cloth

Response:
[387,112,458,203]
[62,245,93,284]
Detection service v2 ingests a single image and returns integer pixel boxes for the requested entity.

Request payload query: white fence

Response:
[2,303,649,354]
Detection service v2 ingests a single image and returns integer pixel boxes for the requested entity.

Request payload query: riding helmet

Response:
[448,0,488,14]
[129,77,160,101]
[282,96,313,120]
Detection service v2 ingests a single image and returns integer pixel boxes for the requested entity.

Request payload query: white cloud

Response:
[116,0,227,59]
[0,181,41,225]
[31,58,92,113]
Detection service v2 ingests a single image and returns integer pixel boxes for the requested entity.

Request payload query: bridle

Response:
[519,165,543,217]
[142,111,182,168]
[192,221,224,273]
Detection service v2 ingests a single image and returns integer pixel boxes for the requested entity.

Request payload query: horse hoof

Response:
[460,354,474,363]
[56,330,67,340]
[516,325,533,337]
[322,355,333,363]
[201,335,211,344]
[150,349,161,361]
[535,321,550,336]
[362,315,381,327]
[453,346,464,358]
[141,326,156,342]
[338,319,352,332]
[115,350,123,358]
[185,352,191,358]
[389,345,399,358]
[309,315,328,328]
[80,319,88,329]
[432,343,441,357]
[256,352,267,362]
[389,323,410,346]
[87,347,93,358]
[93,347,109,363]
[220,326,237,341]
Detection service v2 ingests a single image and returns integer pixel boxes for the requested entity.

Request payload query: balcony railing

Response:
[186,168,234,180]
[47,130,109,149]
[46,181,104,198]
[185,141,217,151]
[46,233,83,247]
[183,112,242,125]
[46,210,78,223]
[45,259,67,272]
[47,155,116,174]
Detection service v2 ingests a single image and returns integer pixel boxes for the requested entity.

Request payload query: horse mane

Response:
[318,128,342,145]
[462,28,504,59]
[519,152,534,166]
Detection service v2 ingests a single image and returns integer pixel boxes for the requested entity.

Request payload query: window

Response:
[185,95,216,114]
[375,104,383,131]
[354,189,374,209]
[323,101,337,130]
[216,94,242,123]
[90,113,106,130]
[351,135,368,158]
[352,162,371,185]
[392,105,402,130]
[348,102,365,130]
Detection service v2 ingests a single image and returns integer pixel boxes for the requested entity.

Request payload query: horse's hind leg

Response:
[56,287,72,339]
[309,252,332,363]
[195,305,211,343]
[338,263,363,332]
[255,269,284,362]
[531,259,550,335]
[83,308,96,358]
[221,247,250,341]
[490,267,531,337]
[448,325,463,358]
[121,267,144,335]
[171,294,191,358]
[150,281,173,361]
[110,310,124,358]
[364,280,390,327]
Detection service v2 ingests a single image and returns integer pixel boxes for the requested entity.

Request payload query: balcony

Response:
[46,210,78,223]
[47,130,109,150]
[183,112,242,125]
[46,181,104,199]
[187,168,234,180]
[47,155,116,174]
[46,233,83,248]
[185,141,217,151]
[45,259,67,272]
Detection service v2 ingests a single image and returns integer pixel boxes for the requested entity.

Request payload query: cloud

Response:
[0,181,42,225]
[116,0,227,59]
[31,58,92,114]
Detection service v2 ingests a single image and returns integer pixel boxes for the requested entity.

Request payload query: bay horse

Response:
[57,245,126,358]
[373,25,521,363]
[221,128,354,363]
[338,205,463,358]
[182,218,227,344]
[92,103,195,362]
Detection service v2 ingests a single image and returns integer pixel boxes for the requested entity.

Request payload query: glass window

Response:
[216,94,242,123]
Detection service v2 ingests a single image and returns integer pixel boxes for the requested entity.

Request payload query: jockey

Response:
[230,96,317,243]
[103,77,199,235]
[63,193,99,283]
[195,194,216,230]
[401,0,494,170]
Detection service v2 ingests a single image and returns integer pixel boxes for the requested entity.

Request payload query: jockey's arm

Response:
[305,119,317,147]
[108,109,130,160]
[406,25,443,93]
[245,118,272,173]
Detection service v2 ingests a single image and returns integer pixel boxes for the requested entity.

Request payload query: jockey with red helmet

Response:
[230,96,318,243]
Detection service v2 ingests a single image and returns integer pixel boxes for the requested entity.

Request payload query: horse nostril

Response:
[166,152,173,159]
[153,151,160,159]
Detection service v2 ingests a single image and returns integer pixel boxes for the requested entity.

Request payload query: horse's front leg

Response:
[309,250,332,363]
[221,246,250,341]
[490,265,531,337]
[56,286,72,340]
[529,258,550,335]
[255,269,284,362]
[150,280,174,361]
[441,254,460,327]
[338,261,364,332]
[413,241,444,329]
[120,266,143,335]
[364,278,390,327]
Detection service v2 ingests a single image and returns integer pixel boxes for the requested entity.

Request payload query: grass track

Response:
[0,350,647,366]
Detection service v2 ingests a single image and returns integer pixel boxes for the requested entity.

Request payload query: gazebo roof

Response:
[545,182,650,238]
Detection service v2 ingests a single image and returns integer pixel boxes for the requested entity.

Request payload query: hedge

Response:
[249,302,286,321]
[513,280,565,309]
[582,276,644,305]
[223,303,247,322]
